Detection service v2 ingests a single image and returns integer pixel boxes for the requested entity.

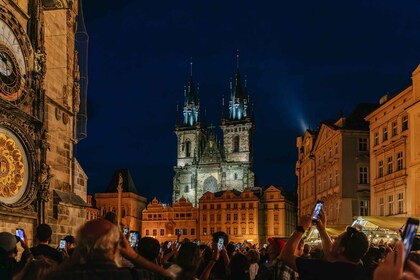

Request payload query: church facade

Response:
[173,62,255,205]
[0,0,88,245]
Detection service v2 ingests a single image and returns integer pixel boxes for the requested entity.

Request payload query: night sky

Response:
[77,1,420,203]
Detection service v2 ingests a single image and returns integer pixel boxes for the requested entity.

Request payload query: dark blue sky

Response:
[77,0,420,203]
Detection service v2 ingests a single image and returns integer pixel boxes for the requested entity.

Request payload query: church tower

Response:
[220,54,255,190]
[173,63,205,204]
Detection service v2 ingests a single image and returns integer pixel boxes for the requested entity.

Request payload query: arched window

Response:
[185,140,191,157]
[185,185,189,193]
[234,173,238,180]
[233,136,240,153]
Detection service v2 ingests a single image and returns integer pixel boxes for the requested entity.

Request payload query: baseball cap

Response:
[0,232,17,252]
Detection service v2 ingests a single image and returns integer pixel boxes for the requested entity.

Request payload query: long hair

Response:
[176,242,200,280]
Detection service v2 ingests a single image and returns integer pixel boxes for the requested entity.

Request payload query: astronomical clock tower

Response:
[0,0,88,244]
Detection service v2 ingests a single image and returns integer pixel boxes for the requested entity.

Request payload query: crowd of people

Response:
[0,209,419,280]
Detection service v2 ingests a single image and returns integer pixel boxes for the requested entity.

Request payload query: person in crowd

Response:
[228,252,250,280]
[0,231,32,280]
[279,208,369,280]
[258,247,268,265]
[13,256,57,280]
[62,236,76,257]
[168,242,201,280]
[196,245,213,277]
[137,237,160,264]
[45,218,172,280]
[373,241,420,280]
[211,231,230,280]
[246,249,259,280]
[301,244,311,259]
[26,224,63,264]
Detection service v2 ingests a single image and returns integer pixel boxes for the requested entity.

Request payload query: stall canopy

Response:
[352,216,420,235]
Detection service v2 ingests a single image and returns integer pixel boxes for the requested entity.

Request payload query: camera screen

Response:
[16,229,24,241]
[59,240,66,249]
[218,237,224,251]
[129,232,139,247]
[312,202,323,221]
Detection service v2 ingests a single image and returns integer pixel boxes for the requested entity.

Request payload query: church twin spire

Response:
[181,61,200,127]
[178,53,251,128]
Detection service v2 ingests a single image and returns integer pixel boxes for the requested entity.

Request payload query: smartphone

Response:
[59,239,66,250]
[16,229,24,241]
[217,237,224,251]
[167,241,172,248]
[129,231,139,248]
[179,229,183,235]
[235,243,240,250]
[312,201,324,224]
[402,218,419,264]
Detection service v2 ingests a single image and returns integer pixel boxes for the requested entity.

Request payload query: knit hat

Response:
[0,232,17,252]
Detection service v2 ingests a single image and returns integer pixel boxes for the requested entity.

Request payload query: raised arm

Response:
[316,209,333,261]
[279,215,311,271]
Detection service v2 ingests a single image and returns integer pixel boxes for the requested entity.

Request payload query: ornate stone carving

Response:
[38,163,53,202]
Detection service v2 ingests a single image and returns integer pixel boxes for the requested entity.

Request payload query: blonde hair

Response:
[75,220,121,266]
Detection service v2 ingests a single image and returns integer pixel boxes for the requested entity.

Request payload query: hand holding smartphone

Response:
[59,239,66,250]
[217,237,224,251]
[16,228,25,241]
[402,218,419,264]
[312,201,324,224]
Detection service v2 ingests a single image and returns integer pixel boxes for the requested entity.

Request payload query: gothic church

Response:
[173,60,255,205]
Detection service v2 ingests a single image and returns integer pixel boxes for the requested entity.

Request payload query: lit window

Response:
[160,229,164,236]
[402,115,408,131]
[388,195,394,215]
[374,132,379,146]
[379,197,384,216]
[396,152,403,171]
[392,121,398,137]
[378,160,384,178]
[153,229,157,236]
[397,193,404,214]
[387,156,393,174]
[360,200,369,216]
[383,127,388,141]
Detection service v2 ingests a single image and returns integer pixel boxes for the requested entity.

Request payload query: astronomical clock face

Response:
[0,126,29,205]
[0,19,26,101]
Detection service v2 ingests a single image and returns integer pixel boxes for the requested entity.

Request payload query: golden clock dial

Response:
[0,127,28,205]
[0,19,26,101]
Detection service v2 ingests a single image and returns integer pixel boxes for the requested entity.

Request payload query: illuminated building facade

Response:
[142,197,199,242]
[173,60,255,206]
[0,0,89,245]
[95,169,147,232]
[142,186,295,244]
[296,104,376,225]
[86,194,99,221]
[365,65,420,217]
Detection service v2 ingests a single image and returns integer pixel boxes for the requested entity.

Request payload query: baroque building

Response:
[365,65,420,217]
[142,186,295,244]
[173,60,255,205]
[95,169,147,232]
[296,104,376,225]
[0,0,88,244]
[141,197,199,242]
